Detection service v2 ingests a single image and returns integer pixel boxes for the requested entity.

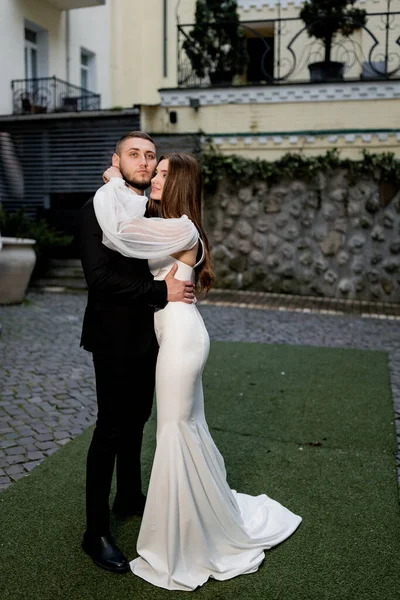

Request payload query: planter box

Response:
[0,237,36,304]
[308,61,344,82]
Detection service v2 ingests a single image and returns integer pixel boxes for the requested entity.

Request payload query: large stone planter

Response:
[0,237,36,304]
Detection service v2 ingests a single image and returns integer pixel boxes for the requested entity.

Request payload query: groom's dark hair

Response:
[115,131,155,155]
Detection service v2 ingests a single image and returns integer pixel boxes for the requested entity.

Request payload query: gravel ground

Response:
[0,291,399,491]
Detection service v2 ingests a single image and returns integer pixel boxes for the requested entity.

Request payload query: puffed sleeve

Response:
[93,178,199,259]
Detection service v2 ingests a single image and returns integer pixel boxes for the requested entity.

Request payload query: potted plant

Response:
[300,0,367,82]
[182,0,248,85]
[0,207,72,304]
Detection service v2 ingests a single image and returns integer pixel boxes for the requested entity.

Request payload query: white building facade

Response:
[0,0,111,115]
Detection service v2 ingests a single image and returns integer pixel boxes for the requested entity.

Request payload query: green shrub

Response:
[0,207,73,277]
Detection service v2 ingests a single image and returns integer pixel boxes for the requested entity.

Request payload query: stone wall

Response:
[204,170,400,302]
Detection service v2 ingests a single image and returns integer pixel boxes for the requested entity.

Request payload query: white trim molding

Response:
[160,81,400,107]
[47,0,105,8]
[239,1,302,10]
[238,0,368,10]
[201,131,400,147]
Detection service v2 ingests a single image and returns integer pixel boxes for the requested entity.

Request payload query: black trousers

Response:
[85,339,158,535]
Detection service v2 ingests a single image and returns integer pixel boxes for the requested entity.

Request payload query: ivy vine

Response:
[200,143,400,191]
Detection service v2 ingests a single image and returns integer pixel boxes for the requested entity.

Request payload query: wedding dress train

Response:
[93,179,302,591]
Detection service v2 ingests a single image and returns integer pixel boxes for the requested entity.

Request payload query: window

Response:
[80,49,96,110]
[23,21,48,81]
[24,28,38,80]
[80,49,96,90]
[81,51,89,89]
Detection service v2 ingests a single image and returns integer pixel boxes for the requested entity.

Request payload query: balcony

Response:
[177,8,400,88]
[47,0,105,9]
[11,76,101,115]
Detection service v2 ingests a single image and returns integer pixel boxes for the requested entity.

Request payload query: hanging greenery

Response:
[200,143,400,190]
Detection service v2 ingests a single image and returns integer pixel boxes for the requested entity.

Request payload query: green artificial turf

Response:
[1,342,399,600]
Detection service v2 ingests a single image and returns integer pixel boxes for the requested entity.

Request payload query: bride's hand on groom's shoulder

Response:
[102,166,123,184]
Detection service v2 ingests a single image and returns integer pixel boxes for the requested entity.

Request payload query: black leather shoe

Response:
[112,493,147,518]
[82,533,130,573]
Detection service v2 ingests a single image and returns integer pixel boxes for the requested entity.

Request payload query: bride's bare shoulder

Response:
[171,242,199,267]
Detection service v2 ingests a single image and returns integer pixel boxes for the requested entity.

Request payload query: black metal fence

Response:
[11,76,101,115]
[177,9,400,87]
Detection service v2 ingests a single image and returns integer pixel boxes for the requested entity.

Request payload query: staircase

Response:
[31,259,87,293]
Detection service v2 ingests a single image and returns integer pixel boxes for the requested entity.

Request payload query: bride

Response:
[95,152,302,591]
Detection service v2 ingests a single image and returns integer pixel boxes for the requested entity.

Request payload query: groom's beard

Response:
[125,178,150,191]
[119,167,152,191]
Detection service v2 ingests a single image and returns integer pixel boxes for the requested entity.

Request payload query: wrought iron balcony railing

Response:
[11,76,101,115]
[177,9,400,88]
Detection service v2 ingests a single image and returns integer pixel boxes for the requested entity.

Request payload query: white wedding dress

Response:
[93,179,302,592]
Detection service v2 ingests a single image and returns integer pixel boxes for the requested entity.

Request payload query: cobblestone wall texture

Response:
[204,171,400,302]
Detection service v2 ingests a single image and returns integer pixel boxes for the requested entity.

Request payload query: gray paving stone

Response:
[17,437,36,445]
[53,431,70,440]
[0,440,17,449]
[70,428,84,436]
[35,441,58,451]
[7,455,26,465]
[45,447,59,456]
[31,425,51,434]
[39,402,55,412]
[34,433,54,442]
[27,451,45,461]
[28,396,43,404]
[4,464,25,475]
[5,446,26,456]
[24,461,42,472]
[24,444,39,453]
[56,438,71,446]
[9,472,27,482]
[3,432,19,440]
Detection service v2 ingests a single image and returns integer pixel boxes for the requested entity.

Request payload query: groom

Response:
[79,131,195,573]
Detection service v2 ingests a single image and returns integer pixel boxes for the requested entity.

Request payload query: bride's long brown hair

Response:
[147,153,214,294]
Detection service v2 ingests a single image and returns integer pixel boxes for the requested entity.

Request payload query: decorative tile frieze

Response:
[239,0,303,10]
[238,0,368,9]
[200,131,400,147]
[160,81,400,107]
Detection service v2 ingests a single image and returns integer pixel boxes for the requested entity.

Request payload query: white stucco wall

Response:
[69,0,112,107]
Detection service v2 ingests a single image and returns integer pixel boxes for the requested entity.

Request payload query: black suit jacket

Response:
[79,198,168,357]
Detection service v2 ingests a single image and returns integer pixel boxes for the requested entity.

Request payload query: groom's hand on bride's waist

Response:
[165,264,195,304]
